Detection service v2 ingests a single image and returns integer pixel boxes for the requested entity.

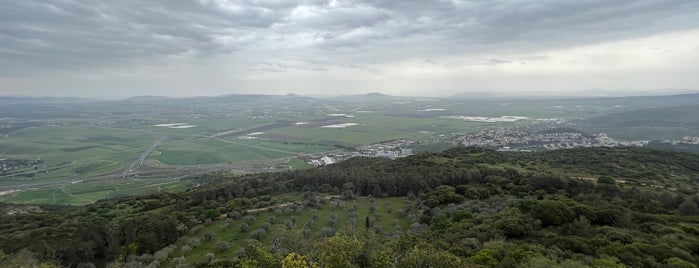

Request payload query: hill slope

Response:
[1,147,698,267]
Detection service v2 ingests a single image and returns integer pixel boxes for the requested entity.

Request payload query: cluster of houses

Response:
[457,128,648,151]
[308,156,336,166]
[679,136,699,144]
[0,159,42,176]
[306,140,416,166]
[374,148,414,159]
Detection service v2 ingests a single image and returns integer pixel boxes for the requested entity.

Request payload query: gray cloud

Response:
[0,0,294,71]
[1,0,698,96]
[487,59,511,65]
[3,1,697,65]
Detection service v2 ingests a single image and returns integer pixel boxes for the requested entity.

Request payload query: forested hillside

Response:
[1,147,698,267]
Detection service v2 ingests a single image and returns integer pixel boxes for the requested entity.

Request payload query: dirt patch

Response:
[246,202,294,213]
[245,195,342,214]
[0,189,20,196]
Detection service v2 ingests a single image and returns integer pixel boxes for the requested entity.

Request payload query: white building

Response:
[320,156,335,165]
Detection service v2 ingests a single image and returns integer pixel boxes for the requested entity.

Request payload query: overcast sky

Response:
[1,0,698,98]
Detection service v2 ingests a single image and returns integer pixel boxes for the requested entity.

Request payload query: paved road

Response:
[0,133,345,194]
[126,136,167,173]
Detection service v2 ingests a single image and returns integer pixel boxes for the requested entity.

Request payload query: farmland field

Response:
[0,126,156,181]
[0,178,192,205]
[156,139,288,165]
[154,138,335,165]
[0,105,578,206]
[2,93,688,205]
[266,115,501,145]
[0,120,342,204]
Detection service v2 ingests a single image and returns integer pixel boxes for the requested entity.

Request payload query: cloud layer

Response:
[1,0,698,97]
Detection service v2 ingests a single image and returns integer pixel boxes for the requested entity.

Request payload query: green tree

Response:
[241,243,279,268]
[180,245,192,256]
[204,231,215,241]
[530,200,575,226]
[215,240,230,252]
[205,252,216,263]
[597,176,615,184]
[282,253,318,268]
[400,244,462,268]
[315,235,363,268]
[494,209,532,238]
[664,257,697,268]
[677,199,699,216]
[592,257,626,268]
[517,256,559,268]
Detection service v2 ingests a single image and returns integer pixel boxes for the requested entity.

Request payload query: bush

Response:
[250,228,267,240]
[215,241,230,252]
[530,200,575,226]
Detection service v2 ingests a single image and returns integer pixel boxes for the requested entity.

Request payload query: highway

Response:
[0,134,347,195]
[126,136,167,173]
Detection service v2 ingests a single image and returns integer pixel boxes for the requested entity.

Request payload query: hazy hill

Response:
[120,95,171,102]
[116,93,321,107]
[581,104,699,127]
[0,96,92,106]
[321,92,412,103]
[452,91,699,103]
[576,104,699,140]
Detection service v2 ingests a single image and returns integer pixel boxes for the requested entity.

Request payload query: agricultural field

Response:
[0,119,339,204]
[3,93,694,205]
[266,115,500,146]
[154,138,335,166]
[164,196,412,265]
[0,126,156,183]
[0,177,193,205]
[0,114,341,204]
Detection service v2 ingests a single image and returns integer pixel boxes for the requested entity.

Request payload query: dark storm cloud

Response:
[1,0,698,73]
[348,0,699,50]
[0,0,296,71]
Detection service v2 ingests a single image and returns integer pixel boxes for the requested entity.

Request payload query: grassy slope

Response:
[167,196,411,265]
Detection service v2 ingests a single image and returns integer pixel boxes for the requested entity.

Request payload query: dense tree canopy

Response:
[1,147,698,267]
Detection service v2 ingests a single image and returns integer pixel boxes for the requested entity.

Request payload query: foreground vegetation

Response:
[1,147,698,267]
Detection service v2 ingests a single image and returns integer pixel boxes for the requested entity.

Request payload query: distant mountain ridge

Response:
[0,96,93,106]
[4,91,698,104]
[580,104,699,127]
[121,95,171,102]
[114,93,320,105]
[576,103,699,140]
[451,89,699,100]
